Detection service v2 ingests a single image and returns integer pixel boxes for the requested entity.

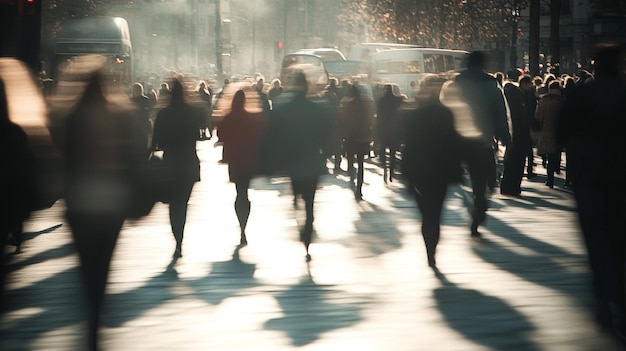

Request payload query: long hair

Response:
[169,79,185,106]
[231,89,246,113]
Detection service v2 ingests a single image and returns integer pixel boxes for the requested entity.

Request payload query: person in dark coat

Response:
[152,79,202,259]
[455,51,511,238]
[63,71,149,351]
[558,44,626,345]
[402,76,462,267]
[266,70,332,261]
[218,89,266,247]
[500,74,534,196]
[339,84,373,200]
[0,77,38,299]
[197,80,213,140]
[377,84,403,183]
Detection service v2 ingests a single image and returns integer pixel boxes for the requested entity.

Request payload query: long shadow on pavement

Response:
[432,267,540,351]
[264,269,367,347]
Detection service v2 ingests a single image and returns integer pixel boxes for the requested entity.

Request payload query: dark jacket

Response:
[402,101,463,187]
[266,92,332,178]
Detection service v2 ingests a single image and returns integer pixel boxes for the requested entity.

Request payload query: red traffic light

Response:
[277,41,283,49]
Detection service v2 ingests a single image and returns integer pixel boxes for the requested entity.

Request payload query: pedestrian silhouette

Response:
[376,83,404,183]
[196,80,213,140]
[265,70,332,261]
[152,78,202,259]
[454,51,511,238]
[500,73,534,196]
[217,89,266,247]
[339,83,372,201]
[62,71,150,351]
[558,43,626,346]
[402,76,462,266]
[535,80,563,188]
[0,76,39,299]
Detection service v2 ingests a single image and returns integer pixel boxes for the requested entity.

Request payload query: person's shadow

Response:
[263,268,365,347]
[432,267,540,350]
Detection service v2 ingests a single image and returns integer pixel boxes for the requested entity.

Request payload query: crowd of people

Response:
[1,44,624,349]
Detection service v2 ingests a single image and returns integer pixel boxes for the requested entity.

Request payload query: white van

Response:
[347,42,421,62]
[371,48,469,98]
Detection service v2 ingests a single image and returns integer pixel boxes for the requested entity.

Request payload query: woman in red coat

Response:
[218,89,266,247]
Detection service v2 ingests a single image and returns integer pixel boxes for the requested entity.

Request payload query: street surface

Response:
[1,140,622,351]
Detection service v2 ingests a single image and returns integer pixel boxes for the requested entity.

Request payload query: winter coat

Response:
[535,90,563,155]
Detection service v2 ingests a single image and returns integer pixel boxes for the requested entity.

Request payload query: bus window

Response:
[423,54,445,74]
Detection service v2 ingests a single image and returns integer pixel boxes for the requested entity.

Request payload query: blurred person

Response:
[268,78,284,105]
[146,83,158,108]
[376,83,404,183]
[152,79,203,259]
[322,77,342,173]
[535,80,563,188]
[559,44,626,345]
[159,82,171,97]
[254,77,271,116]
[339,84,373,201]
[265,70,332,261]
[197,80,213,140]
[455,51,511,238]
[402,76,462,267]
[217,89,266,247]
[1,77,38,296]
[130,82,154,153]
[500,73,534,196]
[63,71,150,351]
[558,44,626,344]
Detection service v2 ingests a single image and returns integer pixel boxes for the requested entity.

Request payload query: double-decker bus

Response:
[49,16,133,86]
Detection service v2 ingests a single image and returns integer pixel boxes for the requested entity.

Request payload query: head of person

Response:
[467,51,486,71]
[592,43,622,78]
[231,89,246,112]
[547,80,561,93]
[169,79,185,105]
[518,75,533,92]
[161,83,169,90]
[271,78,282,88]
[506,69,521,83]
[291,70,308,95]
[198,80,207,91]
[328,77,338,90]
[131,82,144,97]
[384,84,394,96]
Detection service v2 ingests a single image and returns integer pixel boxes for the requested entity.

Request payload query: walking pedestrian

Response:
[217,89,266,247]
[265,70,332,261]
[455,51,511,237]
[535,80,563,188]
[197,80,213,140]
[1,76,38,296]
[152,78,203,259]
[402,76,462,267]
[63,71,150,351]
[339,83,373,200]
[558,44,626,345]
[376,83,403,183]
[322,78,342,173]
[500,73,534,196]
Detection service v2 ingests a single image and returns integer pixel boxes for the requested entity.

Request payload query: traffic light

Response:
[19,0,36,16]
[274,40,284,61]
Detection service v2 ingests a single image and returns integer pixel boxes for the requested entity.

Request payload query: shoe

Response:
[545,181,554,189]
[471,223,481,238]
[306,254,312,262]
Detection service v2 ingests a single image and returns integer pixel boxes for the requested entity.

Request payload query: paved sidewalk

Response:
[1,140,622,350]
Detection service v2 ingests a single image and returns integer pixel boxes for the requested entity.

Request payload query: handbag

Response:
[127,151,173,219]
